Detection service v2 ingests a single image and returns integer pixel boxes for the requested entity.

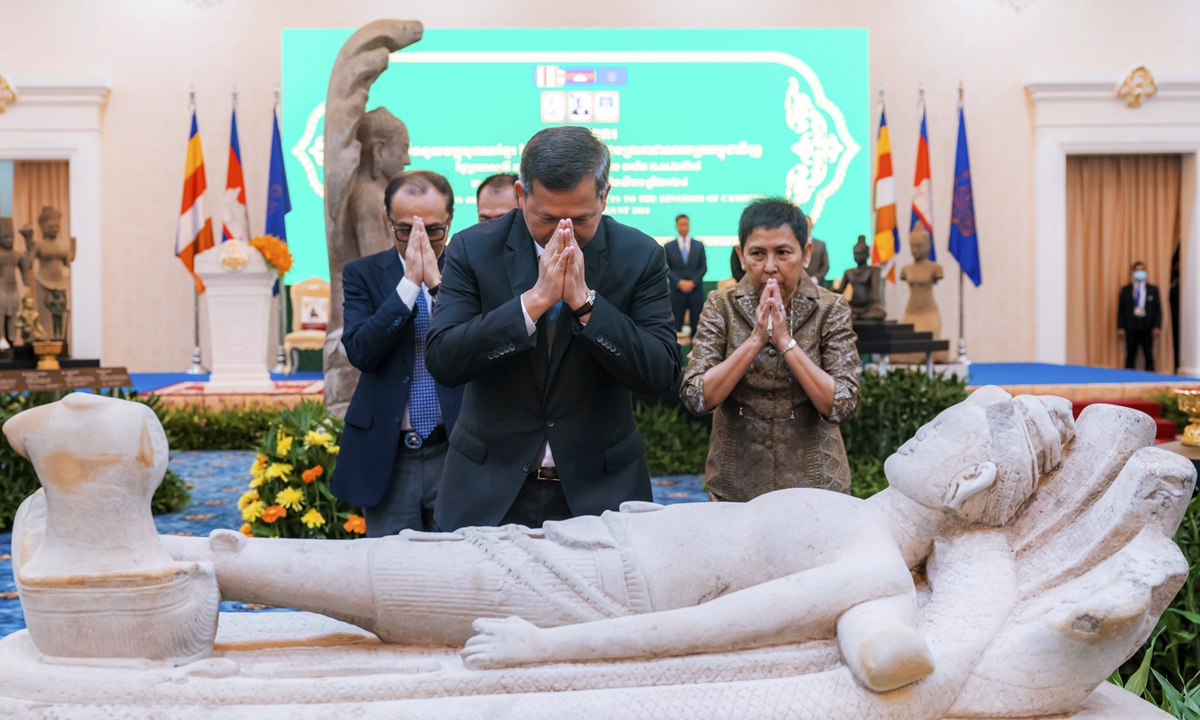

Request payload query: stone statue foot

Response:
[209,528,249,555]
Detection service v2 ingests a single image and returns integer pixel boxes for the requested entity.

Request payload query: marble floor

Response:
[0,450,707,639]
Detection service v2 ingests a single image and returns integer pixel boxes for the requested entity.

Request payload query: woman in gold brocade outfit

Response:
[680,198,860,501]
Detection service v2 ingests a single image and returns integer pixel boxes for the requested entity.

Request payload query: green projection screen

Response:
[281,28,869,284]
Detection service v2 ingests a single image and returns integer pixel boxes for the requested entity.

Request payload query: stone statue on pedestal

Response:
[30,206,74,343]
[322,20,424,417]
[892,225,949,363]
[0,219,31,346]
[3,388,1193,719]
[839,235,887,322]
[16,296,43,345]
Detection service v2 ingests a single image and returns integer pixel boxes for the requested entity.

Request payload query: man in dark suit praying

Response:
[1117,260,1162,371]
[330,171,463,536]
[426,126,680,530]
[664,214,707,334]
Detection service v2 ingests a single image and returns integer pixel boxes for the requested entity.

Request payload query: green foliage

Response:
[158,404,275,451]
[841,368,970,498]
[151,469,191,515]
[635,402,710,476]
[1151,390,1192,436]
[241,399,361,539]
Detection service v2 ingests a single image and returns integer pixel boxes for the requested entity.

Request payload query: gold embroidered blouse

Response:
[680,275,861,500]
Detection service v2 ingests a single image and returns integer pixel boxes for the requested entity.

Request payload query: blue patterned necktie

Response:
[408,290,439,438]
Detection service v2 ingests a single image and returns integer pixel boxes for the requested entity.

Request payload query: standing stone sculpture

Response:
[892,224,949,363]
[0,219,31,346]
[30,206,74,343]
[838,234,887,322]
[322,19,423,416]
[0,387,1191,719]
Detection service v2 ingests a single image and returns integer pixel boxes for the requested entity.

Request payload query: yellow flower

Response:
[241,500,265,522]
[304,429,332,448]
[275,486,305,512]
[264,463,293,480]
[250,454,268,478]
[301,508,325,529]
[327,445,340,455]
[237,489,260,510]
[249,476,264,488]
[240,523,254,537]
[276,434,293,457]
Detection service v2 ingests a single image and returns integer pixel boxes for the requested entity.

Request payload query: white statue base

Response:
[0,611,1170,719]
[193,240,276,394]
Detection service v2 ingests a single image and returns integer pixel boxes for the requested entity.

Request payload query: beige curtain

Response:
[12,161,70,346]
[1065,154,1180,373]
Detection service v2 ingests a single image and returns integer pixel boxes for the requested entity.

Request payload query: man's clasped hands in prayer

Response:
[398,215,442,290]
[520,219,593,325]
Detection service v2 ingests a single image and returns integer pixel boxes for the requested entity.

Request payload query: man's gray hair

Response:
[519,126,610,197]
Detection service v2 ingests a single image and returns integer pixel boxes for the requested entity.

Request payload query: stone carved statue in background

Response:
[0,219,31,346]
[892,224,949,363]
[0,389,1191,719]
[322,19,423,416]
[30,206,74,342]
[839,234,887,322]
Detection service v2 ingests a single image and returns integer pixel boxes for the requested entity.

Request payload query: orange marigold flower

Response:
[261,505,287,524]
[344,514,366,535]
[240,523,254,537]
[301,466,324,484]
[249,235,293,276]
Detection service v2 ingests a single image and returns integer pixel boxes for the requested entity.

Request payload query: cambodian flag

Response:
[948,107,981,286]
[911,108,935,261]
[871,105,899,283]
[222,108,250,243]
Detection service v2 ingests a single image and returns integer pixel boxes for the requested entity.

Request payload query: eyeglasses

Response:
[389,220,449,242]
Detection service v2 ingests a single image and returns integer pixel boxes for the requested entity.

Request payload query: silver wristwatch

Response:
[573,290,597,318]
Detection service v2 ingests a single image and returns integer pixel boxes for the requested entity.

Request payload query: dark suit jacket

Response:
[665,237,707,292]
[330,249,463,509]
[1118,282,1162,332]
[426,210,680,530]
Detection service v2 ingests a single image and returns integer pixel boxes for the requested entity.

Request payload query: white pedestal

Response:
[194,242,276,394]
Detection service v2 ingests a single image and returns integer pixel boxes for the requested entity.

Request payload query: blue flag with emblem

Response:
[265,105,291,295]
[948,106,981,287]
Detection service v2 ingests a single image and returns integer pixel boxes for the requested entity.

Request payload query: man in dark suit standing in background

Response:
[665,214,707,333]
[426,126,680,531]
[807,237,830,287]
[331,171,463,536]
[475,173,520,223]
[1117,260,1162,371]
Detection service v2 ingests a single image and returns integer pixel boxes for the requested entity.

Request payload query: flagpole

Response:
[185,85,207,375]
[956,82,971,366]
[271,85,288,375]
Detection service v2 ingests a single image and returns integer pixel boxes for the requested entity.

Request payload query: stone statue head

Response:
[0,218,12,251]
[884,386,1075,526]
[358,107,410,181]
[853,235,869,267]
[909,224,931,262]
[38,207,62,240]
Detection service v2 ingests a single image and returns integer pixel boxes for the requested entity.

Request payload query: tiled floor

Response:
[0,450,706,639]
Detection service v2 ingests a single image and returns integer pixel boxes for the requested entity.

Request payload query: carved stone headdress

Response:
[966,386,1075,525]
[37,207,62,226]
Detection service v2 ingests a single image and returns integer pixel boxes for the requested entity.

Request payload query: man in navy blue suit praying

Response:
[330,171,462,536]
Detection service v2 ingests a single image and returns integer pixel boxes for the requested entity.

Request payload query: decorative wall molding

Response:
[0,75,111,361]
[1025,71,1200,375]
[0,74,16,113]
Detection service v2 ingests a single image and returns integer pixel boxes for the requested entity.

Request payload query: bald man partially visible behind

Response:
[475,173,520,223]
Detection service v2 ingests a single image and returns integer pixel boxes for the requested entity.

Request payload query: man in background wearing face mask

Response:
[1117,261,1162,371]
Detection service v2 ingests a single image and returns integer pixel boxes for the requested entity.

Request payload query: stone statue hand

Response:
[461,616,556,670]
[403,216,427,287]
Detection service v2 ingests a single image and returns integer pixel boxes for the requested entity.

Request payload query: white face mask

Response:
[1133,270,1148,282]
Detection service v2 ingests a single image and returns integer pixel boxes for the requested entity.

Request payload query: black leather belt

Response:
[528,466,560,481]
[402,424,446,450]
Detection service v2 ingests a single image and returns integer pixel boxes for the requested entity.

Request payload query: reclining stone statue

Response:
[1,388,1193,720]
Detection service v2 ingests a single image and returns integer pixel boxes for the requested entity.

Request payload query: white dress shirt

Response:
[516,240,590,469]
[676,234,692,263]
[1133,280,1147,317]
[394,250,440,431]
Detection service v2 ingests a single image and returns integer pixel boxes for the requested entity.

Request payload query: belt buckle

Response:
[403,431,423,450]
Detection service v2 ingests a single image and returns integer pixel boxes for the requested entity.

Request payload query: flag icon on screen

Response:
[597,67,627,86]
[535,65,566,88]
[564,68,596,85]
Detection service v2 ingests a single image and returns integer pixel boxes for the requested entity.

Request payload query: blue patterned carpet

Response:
[0,450,705,639]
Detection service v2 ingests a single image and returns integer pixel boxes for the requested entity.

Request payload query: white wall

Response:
[1,0,1198,370]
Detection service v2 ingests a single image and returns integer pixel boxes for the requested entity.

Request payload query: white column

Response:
[193,242,276,393]
[1179,153,1200,376]
[1034,130,1068,364]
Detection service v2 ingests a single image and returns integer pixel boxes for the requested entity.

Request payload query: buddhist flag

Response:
[222,108,250,243]
[174,110,214,293]
[872,105,899,282]
[911,107,935,261]
[948,106,981,286]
